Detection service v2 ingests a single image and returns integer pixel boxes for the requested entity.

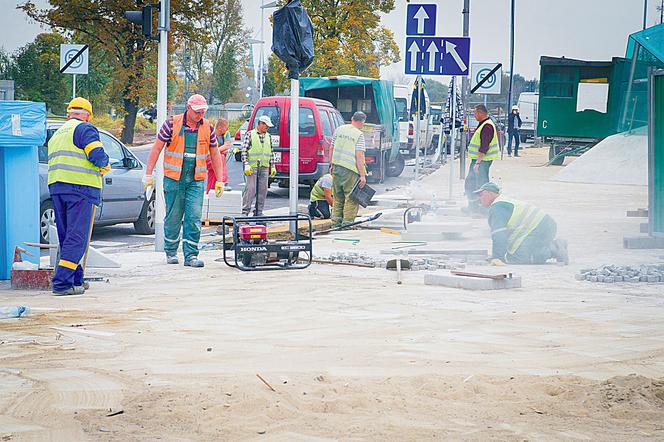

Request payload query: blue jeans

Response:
[164,158,205,260]
[507,130,520,156]
[309,200,331,219]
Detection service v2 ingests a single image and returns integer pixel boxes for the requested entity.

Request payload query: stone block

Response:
[587,276,598,282]
[574,273,586,281]
[648,276,660,283]
[424,272,522,290]
[623,236,664,249]
[604,276,614,283]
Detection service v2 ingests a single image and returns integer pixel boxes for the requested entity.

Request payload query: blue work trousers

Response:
[507,130,521,156]
[464,159,492,210]
[51,194,95,291]
[164,157,205,260]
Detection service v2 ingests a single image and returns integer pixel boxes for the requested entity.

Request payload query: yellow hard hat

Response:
[67,97,94,119]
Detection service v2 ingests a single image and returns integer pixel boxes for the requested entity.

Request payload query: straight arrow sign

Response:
[414,7,429,34]
[408,40,420,73]
[426,41,438,72]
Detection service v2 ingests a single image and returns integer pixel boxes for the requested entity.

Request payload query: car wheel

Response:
[39,200,55,244]
[386,153,405,177]
[134,196,155,235]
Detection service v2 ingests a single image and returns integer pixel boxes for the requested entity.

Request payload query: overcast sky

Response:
[1,0,654,82]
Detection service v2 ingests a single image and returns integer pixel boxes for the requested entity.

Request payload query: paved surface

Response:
[88,144,436,252]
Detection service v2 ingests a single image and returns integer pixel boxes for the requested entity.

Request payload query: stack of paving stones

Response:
[323,252,466,271]
[575,264,664,283]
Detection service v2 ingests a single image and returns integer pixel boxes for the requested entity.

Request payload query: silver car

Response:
[39,120,155,243]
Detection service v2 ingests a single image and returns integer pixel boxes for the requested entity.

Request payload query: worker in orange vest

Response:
[144,94,224,267]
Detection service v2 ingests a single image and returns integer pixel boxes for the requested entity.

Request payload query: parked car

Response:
[247,96,343,186]
[39,119,155,243]
[232,120,249,162]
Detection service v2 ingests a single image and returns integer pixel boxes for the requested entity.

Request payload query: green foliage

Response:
[20,0,214,143]
[425,78,448,103]
[212,45,241,104]
[269,0,400,91]
[12,33,69,114]
[0,49,13,80]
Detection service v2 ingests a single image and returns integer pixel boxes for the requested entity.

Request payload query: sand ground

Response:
[1,147,663,441]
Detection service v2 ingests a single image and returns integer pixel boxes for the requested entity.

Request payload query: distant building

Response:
[0,80,15,100]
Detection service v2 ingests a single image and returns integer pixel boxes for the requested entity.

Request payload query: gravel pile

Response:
[575,264,664,283]
[322,252,466,271]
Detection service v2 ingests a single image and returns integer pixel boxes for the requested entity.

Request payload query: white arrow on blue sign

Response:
[405,37,471,76]
[406,4,436,36]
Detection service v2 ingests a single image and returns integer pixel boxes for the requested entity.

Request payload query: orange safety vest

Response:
[164,114,211,181]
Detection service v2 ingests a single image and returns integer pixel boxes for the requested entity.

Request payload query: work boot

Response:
[184,258,204,268]
[73,281,89,294]
[166,255,179,265]
[224,184,232,191]
[52,287,79,296]
[552,239,569,265]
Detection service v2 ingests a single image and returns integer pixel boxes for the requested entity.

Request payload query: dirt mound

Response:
[599,374,664,409]
[552,129,647,186]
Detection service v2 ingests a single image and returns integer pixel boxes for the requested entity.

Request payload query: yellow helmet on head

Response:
[67,97,94,120]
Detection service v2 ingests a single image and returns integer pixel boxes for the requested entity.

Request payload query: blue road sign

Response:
[405,37,470,76]
[406,4,436,36]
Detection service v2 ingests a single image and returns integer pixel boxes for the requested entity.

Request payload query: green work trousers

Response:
[331,165,360,228]
[164,157,205,260]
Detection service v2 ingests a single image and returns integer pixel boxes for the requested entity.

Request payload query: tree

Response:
[20,0,214,144]
[12,33,69,114]
[425,78,448,103]
[0,49,13,80]
[270,0,400,87]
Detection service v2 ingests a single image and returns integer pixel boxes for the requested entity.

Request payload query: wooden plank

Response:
[451,270,507,280]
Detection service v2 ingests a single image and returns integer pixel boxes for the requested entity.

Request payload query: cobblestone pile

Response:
[322,252,466,271]
[575,264,664,283]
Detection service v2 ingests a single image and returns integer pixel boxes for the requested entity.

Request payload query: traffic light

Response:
[125,4,156,39]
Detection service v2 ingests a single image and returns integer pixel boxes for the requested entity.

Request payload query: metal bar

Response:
[506,0,515,134]
[449,77,456,201]
[460,0,470,179]
[289,78,300,235]
[622,42,640,131]
[154,0,169,252]
[415,75,421,180]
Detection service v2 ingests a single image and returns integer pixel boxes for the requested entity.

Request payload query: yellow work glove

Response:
[99,164,111,176]
[214,181,224,198]
[270,165,277,177]
[244,164,253,176]
[489,258,506,267]
[142,174,154,190]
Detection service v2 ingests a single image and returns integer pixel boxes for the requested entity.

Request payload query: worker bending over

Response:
[308,173,334,219]
[476,182,569,265]
[48,97,110,296]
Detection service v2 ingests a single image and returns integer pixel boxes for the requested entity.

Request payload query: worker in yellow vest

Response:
[308,173,334,219]
[144,94,225,268]
[476,182,569,265]
[464,104,501,213]
[241,115,275,216]
[330,111,367,228]
[47,97,110,296]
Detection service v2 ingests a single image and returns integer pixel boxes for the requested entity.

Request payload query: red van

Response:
[247,96,343,186]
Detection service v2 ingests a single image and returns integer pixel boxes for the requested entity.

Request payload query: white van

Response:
[393,84,410,152]
[516,92,539,142]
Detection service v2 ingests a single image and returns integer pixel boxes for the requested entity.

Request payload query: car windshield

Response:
[252,106,280,135]
[395,98,408,122]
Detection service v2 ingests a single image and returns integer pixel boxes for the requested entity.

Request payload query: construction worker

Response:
[330,111,367,228]
[308,173,334,219]
[206,118,232,193]
[464,104,501,213]
[241,115,275,216]
[47,97,110,296]
[144,94,224,268]
[507,105,523,157]
[476,182,569,265]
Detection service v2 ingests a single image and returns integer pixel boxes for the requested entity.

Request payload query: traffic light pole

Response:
[154,0,169,252]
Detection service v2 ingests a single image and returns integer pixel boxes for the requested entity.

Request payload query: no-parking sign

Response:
[471,63,501,94]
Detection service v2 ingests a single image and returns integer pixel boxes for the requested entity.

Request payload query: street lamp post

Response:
[259,1,278,99]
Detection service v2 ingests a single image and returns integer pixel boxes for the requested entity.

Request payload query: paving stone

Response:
[587,276,598,282]
[648,276,660,283]
[574,273,586,281]
[424,272,522,290]
[604,276,614,283]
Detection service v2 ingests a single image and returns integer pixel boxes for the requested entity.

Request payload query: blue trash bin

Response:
[0,101,46,279]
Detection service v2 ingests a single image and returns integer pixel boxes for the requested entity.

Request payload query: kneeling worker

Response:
[476,182,569,265]
[308,173,334,219]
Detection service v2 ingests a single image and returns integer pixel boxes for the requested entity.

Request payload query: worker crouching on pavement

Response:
[308,173,334,219]
[241,115,275,216]
[48,97,110,296]
[476,182,569,265]
[330,111,367,228]
[144,94,224,268]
